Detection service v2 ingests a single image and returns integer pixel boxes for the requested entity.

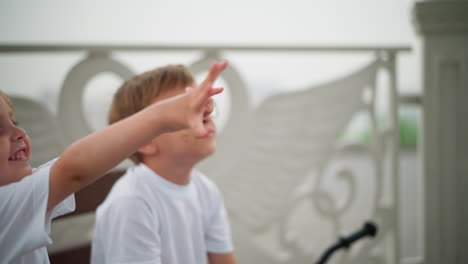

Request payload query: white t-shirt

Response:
[0,159,76,264]
[91,163,234,264]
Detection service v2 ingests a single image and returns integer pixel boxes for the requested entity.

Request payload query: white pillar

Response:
[413,1,468,263]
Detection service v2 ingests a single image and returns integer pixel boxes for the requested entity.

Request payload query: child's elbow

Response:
[52,155,87,188]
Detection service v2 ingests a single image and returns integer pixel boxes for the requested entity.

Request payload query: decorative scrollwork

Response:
[57,52,134,145]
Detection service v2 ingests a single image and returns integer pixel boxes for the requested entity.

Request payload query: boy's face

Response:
[150,86,217,164]
[0,96,32,186]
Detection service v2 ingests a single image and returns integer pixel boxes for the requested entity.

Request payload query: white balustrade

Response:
[1,44,410,263]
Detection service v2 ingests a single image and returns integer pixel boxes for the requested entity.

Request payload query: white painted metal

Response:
[5,45,407,263]
[57,52,135,145]
[413,1,468,263]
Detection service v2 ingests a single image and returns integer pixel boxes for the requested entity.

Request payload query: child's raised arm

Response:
[47,61,227,211]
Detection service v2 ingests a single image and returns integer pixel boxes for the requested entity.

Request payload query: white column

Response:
[413,1,468,263]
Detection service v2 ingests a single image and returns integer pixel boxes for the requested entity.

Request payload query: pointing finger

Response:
[200,61,228,89]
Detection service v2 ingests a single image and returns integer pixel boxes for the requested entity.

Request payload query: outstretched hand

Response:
[45,60,227,214]
[184,60,227,137]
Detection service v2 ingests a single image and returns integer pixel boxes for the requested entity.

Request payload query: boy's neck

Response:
[142,157,195,186]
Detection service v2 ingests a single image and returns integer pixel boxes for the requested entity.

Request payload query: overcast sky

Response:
[0,0,417,44]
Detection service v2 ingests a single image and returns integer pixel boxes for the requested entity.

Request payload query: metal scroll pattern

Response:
[14,51,399,264]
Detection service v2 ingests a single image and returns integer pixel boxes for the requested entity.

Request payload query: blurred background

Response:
[1,0,466,263]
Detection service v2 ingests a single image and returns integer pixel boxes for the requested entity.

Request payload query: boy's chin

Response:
[196,145,216,161]
[205,142,217,154]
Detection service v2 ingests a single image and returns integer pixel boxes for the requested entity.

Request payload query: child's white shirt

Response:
[91,163,234,264]
[0,159,75,264]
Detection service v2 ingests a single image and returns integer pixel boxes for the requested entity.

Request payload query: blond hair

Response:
[108,64,194,163]
[0,90,13,110]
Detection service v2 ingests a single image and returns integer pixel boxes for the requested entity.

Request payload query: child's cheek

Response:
[181,134,190,143]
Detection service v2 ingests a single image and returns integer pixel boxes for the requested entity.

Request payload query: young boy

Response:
[0,61,227,264]
[91,64,237,264]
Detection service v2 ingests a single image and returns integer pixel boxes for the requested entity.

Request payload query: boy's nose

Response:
[12,126,26,142]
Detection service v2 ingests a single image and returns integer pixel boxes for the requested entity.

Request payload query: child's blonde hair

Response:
[108,64,195,163]
[0,90,13,110]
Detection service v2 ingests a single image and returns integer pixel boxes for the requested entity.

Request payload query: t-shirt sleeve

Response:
[91,197,161,264]
[41,159,76,233]
[205,185,234,254]
[0,159,75,262]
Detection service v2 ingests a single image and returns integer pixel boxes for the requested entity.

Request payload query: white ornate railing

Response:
[0,44,410,264]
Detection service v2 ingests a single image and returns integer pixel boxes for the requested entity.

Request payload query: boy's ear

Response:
[137,139,159,156]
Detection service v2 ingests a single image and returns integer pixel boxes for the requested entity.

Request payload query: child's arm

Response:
[208,252,238,264]
[47,61,227,211]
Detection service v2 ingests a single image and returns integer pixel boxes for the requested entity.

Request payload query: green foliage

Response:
[340,109,419,149]
[399,115,418,148]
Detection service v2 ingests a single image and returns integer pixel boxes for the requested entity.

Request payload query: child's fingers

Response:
[192,62,227,108]
[187,61,227,136]
[204,98,215,117]
[200,61,228,88]
[196,61,227,95]
[208,87,224,97]
[191,87,223,118]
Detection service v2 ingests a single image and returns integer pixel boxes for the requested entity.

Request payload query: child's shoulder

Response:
[191,170,222,195]
[192,169,213,184]
[106,167,143,197]
[1,158,56,195]
[97,169,149,214]
[33,158,57,172]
